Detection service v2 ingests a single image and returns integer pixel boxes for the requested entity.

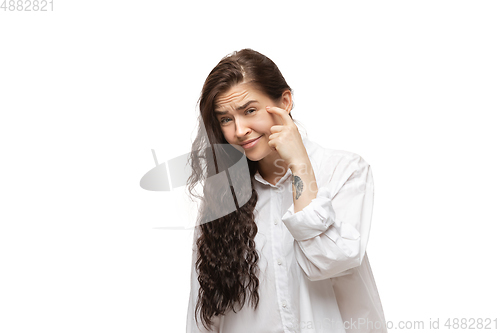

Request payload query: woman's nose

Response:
[235,117,251,137]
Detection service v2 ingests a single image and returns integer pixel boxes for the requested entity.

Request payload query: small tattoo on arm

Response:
[292,174,303,200]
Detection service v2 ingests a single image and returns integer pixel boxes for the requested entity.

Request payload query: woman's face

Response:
[214,82,290,161]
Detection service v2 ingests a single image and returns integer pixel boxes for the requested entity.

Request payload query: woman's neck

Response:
[257,150,289,185]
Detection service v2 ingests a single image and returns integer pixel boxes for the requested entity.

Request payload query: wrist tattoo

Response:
[292,174,303,200]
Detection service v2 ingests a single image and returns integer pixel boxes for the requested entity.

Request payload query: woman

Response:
[186,49,386,333]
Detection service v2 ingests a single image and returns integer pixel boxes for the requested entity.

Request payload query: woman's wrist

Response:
[289,158,318,213]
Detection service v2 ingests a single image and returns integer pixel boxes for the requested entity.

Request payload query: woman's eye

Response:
[220,109,255,125]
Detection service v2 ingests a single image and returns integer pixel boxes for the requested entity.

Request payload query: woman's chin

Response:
[244,153,260,161]
[246,147,274,162]
[229,144,262,160]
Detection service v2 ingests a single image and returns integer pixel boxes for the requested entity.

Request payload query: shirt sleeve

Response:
[281,153,374,282]
[186,228,222,333]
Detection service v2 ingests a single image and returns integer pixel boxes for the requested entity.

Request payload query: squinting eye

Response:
[220,109,256,125]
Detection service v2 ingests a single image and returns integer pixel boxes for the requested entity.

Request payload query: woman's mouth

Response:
[241,136,262,149]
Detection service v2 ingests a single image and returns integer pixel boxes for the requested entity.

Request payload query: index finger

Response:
[266,106,293,126]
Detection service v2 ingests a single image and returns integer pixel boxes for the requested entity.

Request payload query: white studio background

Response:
[1,1,499,332]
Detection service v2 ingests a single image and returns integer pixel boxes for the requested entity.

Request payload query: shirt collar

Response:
[254,167,292,187]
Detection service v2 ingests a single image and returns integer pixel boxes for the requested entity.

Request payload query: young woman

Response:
[186,49,386,333]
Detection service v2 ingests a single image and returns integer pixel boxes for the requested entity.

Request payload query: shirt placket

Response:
[270,183,297,333]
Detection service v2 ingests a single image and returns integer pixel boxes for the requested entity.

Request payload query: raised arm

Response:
[282,153,374,281]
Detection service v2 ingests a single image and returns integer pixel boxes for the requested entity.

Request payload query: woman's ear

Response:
[280,90,293,114]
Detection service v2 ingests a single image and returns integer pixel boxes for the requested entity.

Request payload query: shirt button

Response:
[282,301,287,308]
[274,220,278,225]
[277,260,282,265]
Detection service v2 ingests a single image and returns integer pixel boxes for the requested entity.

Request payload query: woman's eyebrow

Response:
[214,100,258,115]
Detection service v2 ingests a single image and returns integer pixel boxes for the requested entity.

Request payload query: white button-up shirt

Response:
[186,136,387,333]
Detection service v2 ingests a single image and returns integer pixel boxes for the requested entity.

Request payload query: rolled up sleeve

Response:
[282,154,374,282]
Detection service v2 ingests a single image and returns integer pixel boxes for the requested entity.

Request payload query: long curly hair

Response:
[186,49,294,331]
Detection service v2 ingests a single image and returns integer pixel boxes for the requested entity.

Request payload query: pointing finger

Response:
[266,106,293,126]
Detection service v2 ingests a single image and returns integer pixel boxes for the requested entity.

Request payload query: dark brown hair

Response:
[187,49,293,331]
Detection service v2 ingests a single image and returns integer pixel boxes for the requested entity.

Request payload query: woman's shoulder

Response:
[302,137,373,190]
[302,136,368,168]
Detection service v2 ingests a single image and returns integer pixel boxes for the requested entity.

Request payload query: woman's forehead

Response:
[215,83,260,109]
